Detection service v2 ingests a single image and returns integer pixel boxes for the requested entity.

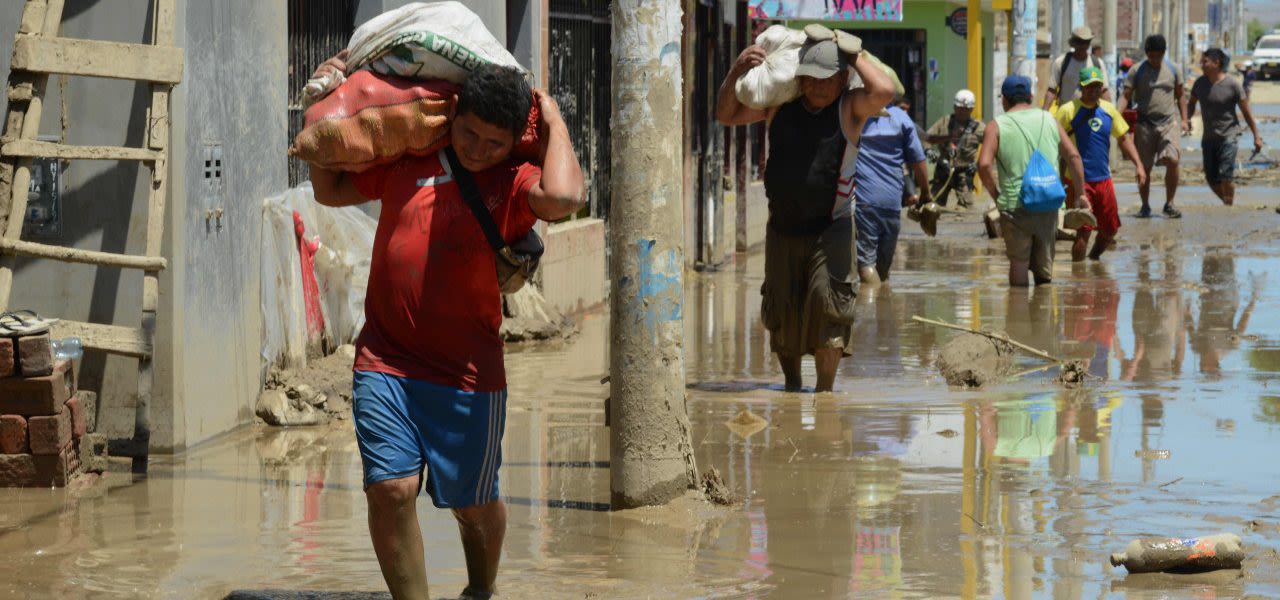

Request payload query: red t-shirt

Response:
[351,151,541,392]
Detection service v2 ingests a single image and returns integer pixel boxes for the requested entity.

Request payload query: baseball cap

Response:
[796,39,842,79]
[1001,75,1032,97]
[1071,26,1094,42]
[1079,66,1105,87]
[954,89,976,108]
[1120,57,1134,69]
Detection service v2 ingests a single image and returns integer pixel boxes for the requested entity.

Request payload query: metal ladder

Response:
[0,0,182,471]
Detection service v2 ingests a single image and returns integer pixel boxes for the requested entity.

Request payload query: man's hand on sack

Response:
[312,49,350,80]
[731,46,767,77]
[533,88,567,163]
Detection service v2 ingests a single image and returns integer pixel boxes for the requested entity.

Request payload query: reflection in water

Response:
[1123,249,1187,382]
[1189,251,1261,378]
[1062,263,1121,380]
[5,237,1280,598]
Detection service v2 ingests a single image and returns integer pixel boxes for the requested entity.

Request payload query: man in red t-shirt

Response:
[307,59,585,599]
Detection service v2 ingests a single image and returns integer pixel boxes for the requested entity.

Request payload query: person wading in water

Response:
[716,25,895,392]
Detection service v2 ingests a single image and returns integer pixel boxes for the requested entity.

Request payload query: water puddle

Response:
[2,204,1280,598]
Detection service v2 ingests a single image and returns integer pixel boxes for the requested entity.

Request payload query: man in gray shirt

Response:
[1189,48,1263,206]
[1121,35,1188,219]
[1043,26,1111,110]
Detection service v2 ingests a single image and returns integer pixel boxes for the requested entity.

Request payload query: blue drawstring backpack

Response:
[1000,115,1066,213]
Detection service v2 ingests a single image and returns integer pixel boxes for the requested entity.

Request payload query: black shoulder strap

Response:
[1057,53,1074,92]
[442,146,508,253]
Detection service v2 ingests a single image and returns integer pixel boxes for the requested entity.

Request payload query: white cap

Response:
[954,89,976,108]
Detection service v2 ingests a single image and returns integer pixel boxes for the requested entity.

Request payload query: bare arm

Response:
[910,161,930,205]
[977,120,1001,202]
[527,90,586,221]
[844,52,897,125]
[310,166,369,207]
[1176,83,1190,133]
[716,45,770,126]
[1118,85,1134,112]
[1056,120,1088,209]
[1239,95,1265,152]
[1118,133,1148,188]
[1042,87,1060,111]
[1186,88,1199,121]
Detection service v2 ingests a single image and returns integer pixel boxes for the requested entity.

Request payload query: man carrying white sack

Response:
[716,24,895,393]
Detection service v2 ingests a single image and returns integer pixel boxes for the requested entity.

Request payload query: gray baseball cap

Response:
[796,39,841,79]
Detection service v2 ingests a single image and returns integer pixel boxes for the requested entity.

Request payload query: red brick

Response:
[16,334,52,377]
[0,338,13,378]
[28,411,71,455]
[0,453,37,487]
[0,360,72,416]
[65,395,86,439]
[0,415,28,454]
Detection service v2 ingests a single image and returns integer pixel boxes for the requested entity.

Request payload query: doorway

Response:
[833,28,928,126]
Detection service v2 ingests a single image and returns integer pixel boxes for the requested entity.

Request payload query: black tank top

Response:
[764,98,846,235]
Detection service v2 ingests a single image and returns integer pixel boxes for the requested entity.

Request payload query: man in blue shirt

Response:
[853,102,929,284]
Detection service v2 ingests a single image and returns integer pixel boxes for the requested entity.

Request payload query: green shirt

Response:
[994,109,1061,211]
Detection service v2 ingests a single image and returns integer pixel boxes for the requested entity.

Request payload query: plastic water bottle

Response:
[52,337,83,362]
[1110,533,1245,573]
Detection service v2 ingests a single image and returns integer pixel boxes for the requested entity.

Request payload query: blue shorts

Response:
[352,370,507,509]
[854,203,901,273]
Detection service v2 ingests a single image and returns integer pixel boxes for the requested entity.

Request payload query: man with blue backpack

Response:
[978,75,1087,287]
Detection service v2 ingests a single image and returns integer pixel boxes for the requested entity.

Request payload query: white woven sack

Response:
[303,1,523,106]
[734,25,807,110]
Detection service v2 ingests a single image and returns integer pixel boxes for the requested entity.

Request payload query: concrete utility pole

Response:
[1161,0,1171,40]
[1104,0,1118,77]
[1051,0,1067,60]
[607,0,698,509]
[1012,0,1038,85]
[1144,0,1155,42]
[968,0,983,118]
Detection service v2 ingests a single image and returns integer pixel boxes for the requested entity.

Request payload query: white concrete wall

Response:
[540,219,607,315]
[738,182,768,252]
[160,0,288,451]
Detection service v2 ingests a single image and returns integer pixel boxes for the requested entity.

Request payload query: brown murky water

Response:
[2,185,1280,599]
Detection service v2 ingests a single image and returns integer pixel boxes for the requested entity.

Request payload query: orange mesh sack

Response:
[291,71,460,172]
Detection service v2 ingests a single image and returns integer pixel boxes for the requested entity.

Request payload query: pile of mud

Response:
[260,346,358,426]
[936,332,1015,388]
[1114,161,1280,186]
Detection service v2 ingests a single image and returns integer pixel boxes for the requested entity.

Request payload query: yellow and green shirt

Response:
[1055,99,1128,183]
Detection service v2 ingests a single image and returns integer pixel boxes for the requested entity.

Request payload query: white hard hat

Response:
[954,89,976,108]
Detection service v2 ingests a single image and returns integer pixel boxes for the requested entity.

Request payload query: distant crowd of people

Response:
[716,25,1267,392]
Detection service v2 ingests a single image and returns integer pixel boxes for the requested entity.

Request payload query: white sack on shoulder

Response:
[734,25,807,110]
[302,1,524,107]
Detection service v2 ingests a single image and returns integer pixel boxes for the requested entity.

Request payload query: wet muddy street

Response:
[3,185,1280,598]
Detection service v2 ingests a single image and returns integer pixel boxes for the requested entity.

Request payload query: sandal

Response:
[1163,204,1183,219]
[0,310,58,337]
[1136,205,1153,219]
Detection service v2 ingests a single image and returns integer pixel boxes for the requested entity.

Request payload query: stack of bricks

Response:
[0,332,106,487]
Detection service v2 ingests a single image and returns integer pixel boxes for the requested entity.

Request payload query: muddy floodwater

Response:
[3,185,1280,599]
